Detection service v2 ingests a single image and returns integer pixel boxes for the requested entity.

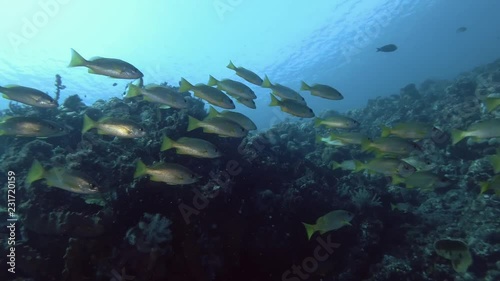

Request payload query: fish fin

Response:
[269,94,280,107]
[26,160,46,185]
[479,181,489,195]
[353,160,365,172]
[206,106,219,119]
[133,159,148,178]
[489,155,500,174]
[207,75,218,86]
[261,75,272,88]
[360,138,372,152]
[313,118,323,127]
[331,161,341,170]
[124,84,142,98]
[68,48,88,67]
[158,104,171,109]
[484,98,499,113]
[88,68,97,74]
[300,81,310,91]
[2,93,11,100]
[390,203,397,211]
[82,114,96,134]
[187,116,201,132]
[302,222,315,240]
[380,125,391,137]
[315,134,322,144]
[160,136,175,151]
[149,175,164,182]
[179,78,193,92]
[226,60,236,70]
[451,129,466,145]
[391,175,404,185]
[0,129,5,135]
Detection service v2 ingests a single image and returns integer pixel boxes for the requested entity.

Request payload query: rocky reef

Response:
[1,59,500,281]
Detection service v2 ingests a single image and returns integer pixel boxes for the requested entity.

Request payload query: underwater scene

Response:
[1,1,500,281]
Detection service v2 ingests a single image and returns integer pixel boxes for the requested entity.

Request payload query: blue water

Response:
[0,0,499,129]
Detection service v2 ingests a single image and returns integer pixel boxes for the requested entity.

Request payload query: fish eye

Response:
[139,127,144,131]
[308,108,312,112]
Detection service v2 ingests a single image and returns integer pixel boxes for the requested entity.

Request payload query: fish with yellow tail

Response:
[226,60,263,86]
[314,116,359,129]
[0,116,68,138]
[161,136,221,158]
[82,114,146,138]
[207,75,256,100]
[25,160,99,194]
[300,81,343,100]
[391,171,451,190]
[269,94,314,118]
[483,96,500,113]
[179,78,235,109]
[68,48,143,79]
[262,75,305,104]
[206,106,257,131]
[451,119,500,145]
[125,84,188,109]
[133,159,199,185]
[380,122,441,139]
[0,85,58,108]
[187,116,247,138]
[302,210,354,240]
[354,158,416,177]
[361,137,421,157]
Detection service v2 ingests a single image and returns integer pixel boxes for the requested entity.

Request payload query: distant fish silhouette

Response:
[456,27,467,33]
[376,44,398,52]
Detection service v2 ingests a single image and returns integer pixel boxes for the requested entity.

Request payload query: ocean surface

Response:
[1,1,500,281]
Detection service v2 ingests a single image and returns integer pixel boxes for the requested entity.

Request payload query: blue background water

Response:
[0,0,499,129]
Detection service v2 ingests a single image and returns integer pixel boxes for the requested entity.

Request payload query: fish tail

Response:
[133,159,148,178]
[479,181,489,195]
[269,94,280,107]
[489,155,500,174]
[207,75,219,86]
[227,60,237,70]
[300,81,310,91]
[376,48,381,52]
[390,203,397,211]
[261,75,272,88]
[160,136,175,151]
[484,98,499,113]
[124,84,142,98]
[391,175,404,185]
[68,48,88,67]
[206,106,219,119]
[301,222,315,240]
[82,114,97,134]
[315,134,322,144]
[451,129,466,145]
[26,160,45,186]
[179,78,193,92]
[313,118,322,127]
[380,125,391,137]
[353,160,365,172]
[360,138,372,151]
[187,115,201,132]
[331,161,341,170]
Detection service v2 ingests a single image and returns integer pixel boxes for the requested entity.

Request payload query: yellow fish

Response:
[302,210,354,240]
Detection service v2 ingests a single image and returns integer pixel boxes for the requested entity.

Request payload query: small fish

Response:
[233,96,256,109]
[125,84,188,109]
[488,150,500,173]
[187,116,247,138]
[451,119,500,145]
[329,132,370,145]
[381,122,440,139]
[134,159,199,185]
[161,136,221,158]
[390,202,412,212]
[262,76,306,104]
[25,160,99,194]
[179,78,235,109]
[0,116,68,138]
[354,158,416,177]
[456,27,467,33]
[112,83,118,86]
[82,114,146,138]
[226,60,263,86]
[331,160,356,171]
[206,106,257,131]
[314,116,359,129]
[484,97,500,113]
[401,156,436,171]
[361,137,421,157]
[300,81,343,100]
[376,44,398,52]
[392,171,451,190]
[0,85,58,108]
[68,49,143,79]
[479,174,500,196]
[269,94,314,118]
[302,210,354,240]
[207,75,256,99]
[316,135,345,146]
